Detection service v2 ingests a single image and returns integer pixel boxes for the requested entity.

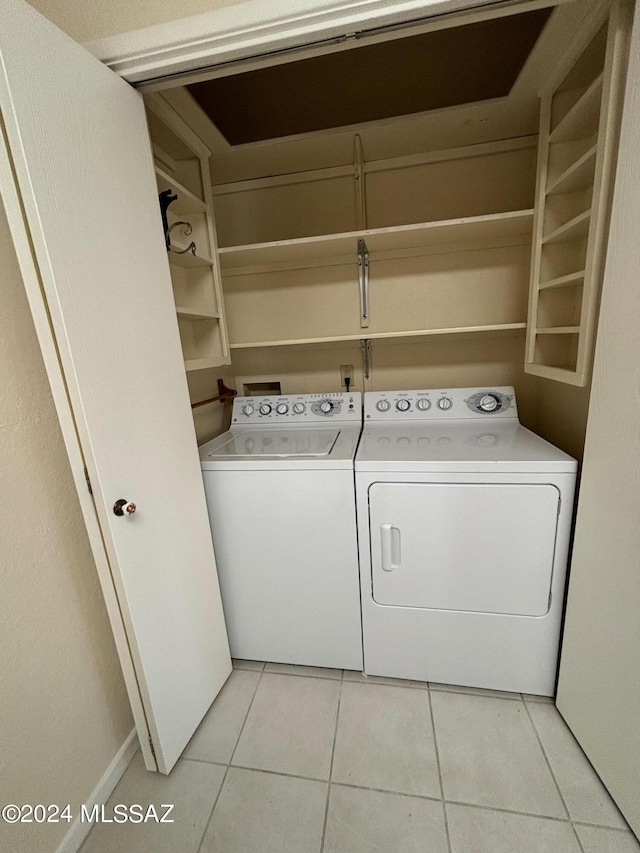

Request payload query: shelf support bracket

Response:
[358,237,370,328]
[360,338,371,380]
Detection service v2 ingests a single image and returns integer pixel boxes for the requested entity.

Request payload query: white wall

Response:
[26,0,248,43]
[533,377,591,462]
[0,198,134,853]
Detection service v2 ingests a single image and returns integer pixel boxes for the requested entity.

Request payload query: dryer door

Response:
[369,482,559,616]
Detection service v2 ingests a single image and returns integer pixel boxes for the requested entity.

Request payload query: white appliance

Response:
[355,386,577,695]
[200,392,363,670]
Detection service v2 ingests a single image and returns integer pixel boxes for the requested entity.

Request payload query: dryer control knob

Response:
[437,397,453,411]
[292,402,306,414]
[376,400,391,412]
[416,398,432,411]
[242,403,254,416]
[478,394,500,412]
[396,399,411,412]
[259,403,272,415]
[276,403,289,415]
[320,400,334,414]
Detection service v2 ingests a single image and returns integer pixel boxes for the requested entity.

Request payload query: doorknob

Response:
[113,499,136,517]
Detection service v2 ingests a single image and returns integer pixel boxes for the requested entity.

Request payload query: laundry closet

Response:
[142,0,627,464]
[1,0,637,826]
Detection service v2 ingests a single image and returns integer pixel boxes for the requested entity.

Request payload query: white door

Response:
[556,1,640,835]
[369,482,559,615]
[0,0,231,774]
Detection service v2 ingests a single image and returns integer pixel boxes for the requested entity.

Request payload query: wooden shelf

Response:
[176,307,220,320]
[219,210,534,272]
[546,145,597,195]
[148,95,231,401]
[538,270,585,290]
[542,209,591,244]
[155,166,206,214]
[524,363,586,386]
[168,242,215,268]
[229,323,526,350]
[184,357,225,372]
[550,73,603,143]
[536,326,581,335]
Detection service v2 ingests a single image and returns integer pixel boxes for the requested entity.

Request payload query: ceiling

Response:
[187,7,553,146]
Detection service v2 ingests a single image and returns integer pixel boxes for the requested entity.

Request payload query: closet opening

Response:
[144,0,626,464]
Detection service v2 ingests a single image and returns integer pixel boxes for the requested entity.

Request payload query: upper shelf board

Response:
[218,210,535,271]
[168,240,215,268]
[229,322,527,350]
[155,166,206,214]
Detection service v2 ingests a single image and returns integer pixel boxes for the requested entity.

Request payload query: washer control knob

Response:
[396,399,411,412]
[292,402,306,415]
[478,394,500,413]
[242,403,254,416]
[320,400,334,414]
[276,403,289,415]
[376,399,391,412]
[416,398,432,411]
[437,397,453,411]
[259,403,272,415]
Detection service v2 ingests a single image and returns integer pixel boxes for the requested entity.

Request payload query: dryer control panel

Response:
[364,387,517,421]
[232,392,362,425]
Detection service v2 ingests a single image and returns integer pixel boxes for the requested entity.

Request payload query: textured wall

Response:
[534,378,591,463]
[0,199,133,852]
[26,0,249,42]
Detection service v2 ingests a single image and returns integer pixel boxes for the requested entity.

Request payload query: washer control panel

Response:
[365,387,517,421]
[232,392,362,424]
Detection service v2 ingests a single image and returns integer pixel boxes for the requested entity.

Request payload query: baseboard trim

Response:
[55,729,138,853]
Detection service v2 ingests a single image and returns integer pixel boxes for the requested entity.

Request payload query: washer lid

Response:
[204,428,340,459]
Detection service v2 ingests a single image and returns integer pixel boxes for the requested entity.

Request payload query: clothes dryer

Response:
[355,386,577,694]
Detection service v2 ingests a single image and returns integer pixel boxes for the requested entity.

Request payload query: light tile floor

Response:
[81,661,640,853]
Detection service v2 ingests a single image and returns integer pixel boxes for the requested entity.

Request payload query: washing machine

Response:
[355,386,577,695]
[199,392,363,670]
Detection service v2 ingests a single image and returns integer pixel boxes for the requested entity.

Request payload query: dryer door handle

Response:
[381,524,402,572]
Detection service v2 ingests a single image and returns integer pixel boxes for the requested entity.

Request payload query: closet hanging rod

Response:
[358,238,370,328]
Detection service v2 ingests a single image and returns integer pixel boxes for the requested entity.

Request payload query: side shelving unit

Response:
[146,94,231,373]
[219,209,534,350]
[525,3,629,386]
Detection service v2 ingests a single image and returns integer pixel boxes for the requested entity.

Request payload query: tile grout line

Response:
[572,820,637,833]
[263,666,343,682]
[194,664,265,853]
[444,798,577,824]
[521,697,586,853]
[427,686,453,853]
[191,761,328,786]
[319,668,344,853]
[228,664,265,766]
[347,677,524,701]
